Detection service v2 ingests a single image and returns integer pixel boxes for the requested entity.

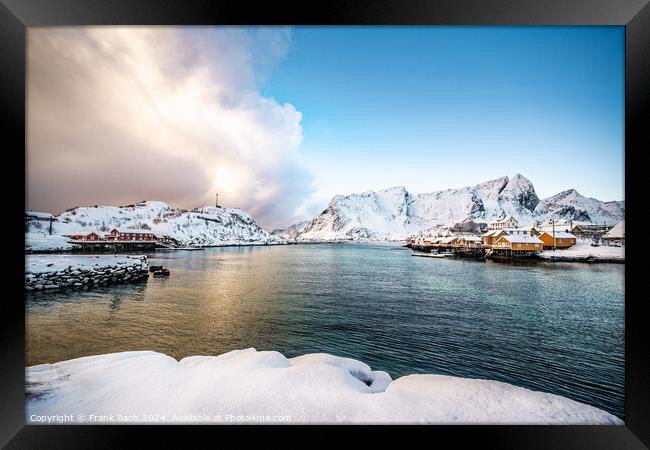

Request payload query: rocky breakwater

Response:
[25,255,149,292]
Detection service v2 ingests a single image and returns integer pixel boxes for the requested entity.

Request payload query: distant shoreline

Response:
[25,239,624,263]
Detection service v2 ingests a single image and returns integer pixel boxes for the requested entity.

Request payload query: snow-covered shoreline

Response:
[276,240,625,263]
[537,241,624,263]
[25,255,149,291]
[26,349,622,424]
[25,201,285,252]
[25,232,78,253]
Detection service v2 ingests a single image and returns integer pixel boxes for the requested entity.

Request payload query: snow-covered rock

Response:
[26,349,622,424]
[25,201,284,251]
[295,174,624,241]
[25,255,149,291]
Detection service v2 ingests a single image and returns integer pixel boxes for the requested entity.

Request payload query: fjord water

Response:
[26,243,625,419]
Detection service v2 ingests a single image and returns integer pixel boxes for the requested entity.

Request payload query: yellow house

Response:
[537,231,577,249]
[482,229,508,246]
[459,236,483,248]
[493,235,544,251]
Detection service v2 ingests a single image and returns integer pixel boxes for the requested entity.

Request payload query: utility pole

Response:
[216,193,219,208]
[552,218,556,251]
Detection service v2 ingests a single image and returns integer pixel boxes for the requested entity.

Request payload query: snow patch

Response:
[538,240,624,262]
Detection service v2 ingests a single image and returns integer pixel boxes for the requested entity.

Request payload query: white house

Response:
[602,220,625,245]
[489,216,519,230]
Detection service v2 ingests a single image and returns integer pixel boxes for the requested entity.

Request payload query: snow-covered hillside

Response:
[25,201,284,250]
[296,174,624,241]
[272,220,311,240]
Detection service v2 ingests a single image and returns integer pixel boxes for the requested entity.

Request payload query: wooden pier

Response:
[69,240,175,253]
[408,243,539,260]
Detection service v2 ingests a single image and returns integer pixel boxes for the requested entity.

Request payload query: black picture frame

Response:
[2,0,648,447]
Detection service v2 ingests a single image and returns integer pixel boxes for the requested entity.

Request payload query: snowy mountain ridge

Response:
[26,201,284,249]
[290,174,624,241]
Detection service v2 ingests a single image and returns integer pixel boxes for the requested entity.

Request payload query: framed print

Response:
[1,0,648,447]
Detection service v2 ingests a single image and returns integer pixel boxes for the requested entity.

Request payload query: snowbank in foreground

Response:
[26,349,622,424]
[25,233,76,252]
[538,241,624,262]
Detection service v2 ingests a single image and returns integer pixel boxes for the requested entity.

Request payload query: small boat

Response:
[152,268,170,277]
[175,247,204,251]
[412,253,447,258]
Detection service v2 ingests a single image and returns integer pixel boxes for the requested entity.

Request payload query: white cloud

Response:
[27,27,314,228]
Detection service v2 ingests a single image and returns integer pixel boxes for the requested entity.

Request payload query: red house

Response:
[153,233,175,243]
[107,228,157,241]
[64,231,101,241]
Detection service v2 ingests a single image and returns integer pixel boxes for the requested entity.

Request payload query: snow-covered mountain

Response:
[294,174,624,241]
[272,220,311,240]
[533,189,625,226]
[26,201,284,249]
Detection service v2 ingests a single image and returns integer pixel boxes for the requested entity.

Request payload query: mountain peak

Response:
[508,173,533,185]
[554,188,581,199]
[379,185,407,193]
[293,175,624,241]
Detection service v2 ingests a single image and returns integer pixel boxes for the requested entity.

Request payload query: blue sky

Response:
[261,26,624,214]
[28,26,624,227]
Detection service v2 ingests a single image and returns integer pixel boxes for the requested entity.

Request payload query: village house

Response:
[493,234,544,252]
[602,220,625,246]
[439,236,461,246]
[154,233,176,244]
[503,226,540,237]
[482,229,508,246]
[63,231,102,241]
[488,216,519,231]
[106,228,158,241]
[537,231,577,249]
[413,235,427,246]
[537,219,590,237]
[63,228,175,245]
[458,235,483,248]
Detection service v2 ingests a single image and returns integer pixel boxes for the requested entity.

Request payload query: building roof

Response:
[491,216,517,224]
[537,225,575,233]
[482,230,507,237]
[25,211,55,219]
[462,236,483,242]
[538,231,576,239]
[496,235,543,244]
[114,228,155,234]
[603,220,625,239]
[63,231,102,237]
[503,227,535,233]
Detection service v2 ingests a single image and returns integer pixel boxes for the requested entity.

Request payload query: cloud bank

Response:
[27,27,313,228]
